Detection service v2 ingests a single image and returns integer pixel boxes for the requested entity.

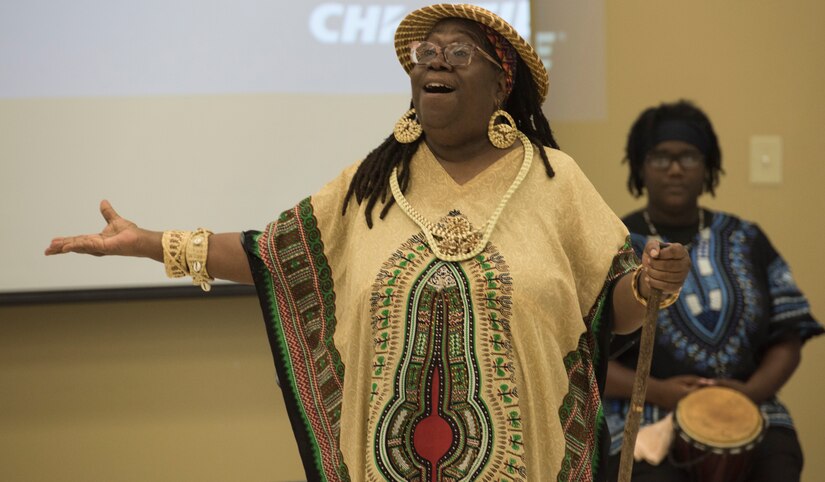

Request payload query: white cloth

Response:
[634,413,675,465]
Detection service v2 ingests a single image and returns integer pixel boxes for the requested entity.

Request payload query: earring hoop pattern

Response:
[488,109,518,149]
[393,108,422,143]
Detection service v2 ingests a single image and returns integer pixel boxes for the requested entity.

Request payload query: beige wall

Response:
[0,297,303,481]
[2,1,823,481]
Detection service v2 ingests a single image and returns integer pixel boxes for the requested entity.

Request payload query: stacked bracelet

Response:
[187,228,213,292]
[630,266,680,309]
[162,230,192,279]
[161,228,214,292]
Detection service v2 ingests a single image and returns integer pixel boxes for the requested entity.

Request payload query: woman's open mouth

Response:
[423,82,456,94]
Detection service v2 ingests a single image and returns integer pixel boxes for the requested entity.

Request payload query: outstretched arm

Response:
[45,200,253,285]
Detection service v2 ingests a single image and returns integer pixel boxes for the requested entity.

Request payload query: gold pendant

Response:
[431,211,483,258]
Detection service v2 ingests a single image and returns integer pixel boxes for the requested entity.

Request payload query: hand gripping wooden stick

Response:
[617,287,663,482]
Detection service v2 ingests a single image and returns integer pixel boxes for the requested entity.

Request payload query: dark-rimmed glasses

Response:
[645,150,704,170]
[409,41,502,70]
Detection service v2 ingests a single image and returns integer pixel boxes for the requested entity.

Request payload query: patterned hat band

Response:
[478,24,517,99]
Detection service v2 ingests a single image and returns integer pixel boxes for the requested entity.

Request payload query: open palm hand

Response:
[45,200,143,257]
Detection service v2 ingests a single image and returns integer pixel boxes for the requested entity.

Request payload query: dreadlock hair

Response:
[343,39,559,228]
[624,99,723,198]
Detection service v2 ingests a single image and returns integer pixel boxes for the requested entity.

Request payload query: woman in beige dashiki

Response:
[45,4,690,481]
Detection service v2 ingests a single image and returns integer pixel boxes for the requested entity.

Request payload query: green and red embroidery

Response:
[557,238,637,481]
[252,198,349,482]
[368,235,525,482]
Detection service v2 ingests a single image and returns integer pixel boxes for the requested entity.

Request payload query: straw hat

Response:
[394,3,549,102]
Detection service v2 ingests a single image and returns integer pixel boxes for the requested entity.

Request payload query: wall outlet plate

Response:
[749,135,782,184]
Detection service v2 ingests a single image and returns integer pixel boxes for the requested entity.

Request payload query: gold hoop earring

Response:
[393,108,422,144]
[488,109,517,149]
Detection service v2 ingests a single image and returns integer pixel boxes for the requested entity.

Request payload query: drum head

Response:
[675,386,764,449]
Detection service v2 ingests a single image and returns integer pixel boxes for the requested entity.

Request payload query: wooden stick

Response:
[617,288,663,482]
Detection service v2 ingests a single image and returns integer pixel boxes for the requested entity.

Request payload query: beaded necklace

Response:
[642,208,705,248]
[390,131,533,262]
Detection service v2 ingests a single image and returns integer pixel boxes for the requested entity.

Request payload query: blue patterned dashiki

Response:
[605,209,823,455]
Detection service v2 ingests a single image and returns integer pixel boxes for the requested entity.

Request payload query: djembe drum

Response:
[670,386,765,482]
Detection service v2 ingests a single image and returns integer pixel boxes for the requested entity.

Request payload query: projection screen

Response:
[0,0,604,299]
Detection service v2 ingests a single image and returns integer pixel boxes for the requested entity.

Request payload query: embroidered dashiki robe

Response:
[244,142,637,481]
[605,210,823,455]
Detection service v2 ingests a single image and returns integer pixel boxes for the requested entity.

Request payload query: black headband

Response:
[646,119,711,157]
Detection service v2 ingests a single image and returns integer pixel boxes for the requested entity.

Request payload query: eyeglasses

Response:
[645,150,704,170]
[409,41,502,69]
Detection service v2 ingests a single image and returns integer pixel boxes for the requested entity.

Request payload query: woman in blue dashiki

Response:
[604,100,823,482]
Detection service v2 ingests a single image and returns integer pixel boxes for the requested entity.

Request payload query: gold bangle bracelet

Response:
[630,266,680,309]
[162,230,192,279]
